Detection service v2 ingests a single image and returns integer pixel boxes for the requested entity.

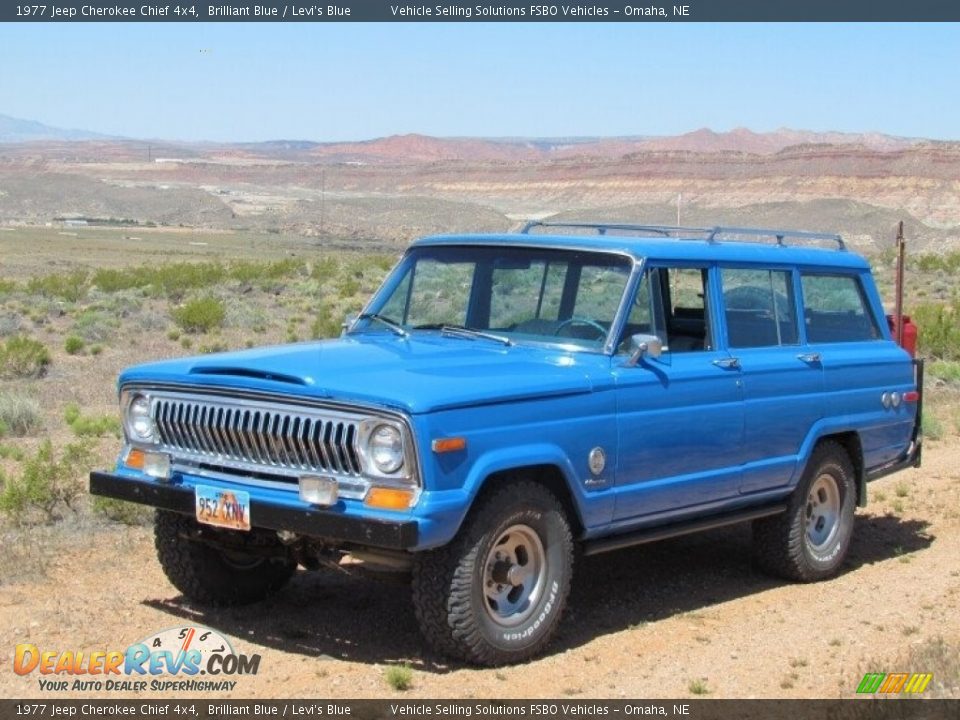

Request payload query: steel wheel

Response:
[481,524,546,627]
[805,473,841,555]
[753,441,855,582]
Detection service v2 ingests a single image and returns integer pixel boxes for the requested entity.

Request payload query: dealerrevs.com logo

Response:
[13,626,260,693]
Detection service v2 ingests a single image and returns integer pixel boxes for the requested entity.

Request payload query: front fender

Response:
[413,443,610,549]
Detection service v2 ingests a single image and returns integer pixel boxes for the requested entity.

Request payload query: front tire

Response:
[753,441,856,582]
[154,510,296,606]
[412,481,574,666]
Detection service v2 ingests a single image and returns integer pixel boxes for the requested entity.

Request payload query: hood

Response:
[118,334,610,414]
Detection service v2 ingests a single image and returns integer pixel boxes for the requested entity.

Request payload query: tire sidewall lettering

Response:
[501,580,560,643]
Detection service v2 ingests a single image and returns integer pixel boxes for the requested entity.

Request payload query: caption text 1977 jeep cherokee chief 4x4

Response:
[91,222,923,666]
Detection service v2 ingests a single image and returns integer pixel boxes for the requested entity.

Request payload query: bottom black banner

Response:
[2,700,957,720]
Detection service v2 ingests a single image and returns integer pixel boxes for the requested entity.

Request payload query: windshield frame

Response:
[357,242,642,355]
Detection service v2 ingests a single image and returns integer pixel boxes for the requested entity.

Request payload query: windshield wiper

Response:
[414,323,513,347]
[352,313,408,337]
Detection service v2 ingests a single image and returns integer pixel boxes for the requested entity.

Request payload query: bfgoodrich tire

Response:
[154,510,296,606]
[753,441,856,582]
[411,481,574,666]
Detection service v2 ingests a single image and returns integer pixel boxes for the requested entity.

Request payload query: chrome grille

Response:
[152,396,362,477]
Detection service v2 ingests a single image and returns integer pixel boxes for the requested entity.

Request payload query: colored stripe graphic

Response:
[904,673,933,693]
[857,672,933,694]
[857,673,885,694]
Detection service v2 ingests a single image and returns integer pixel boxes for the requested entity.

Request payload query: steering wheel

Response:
[553,317,608,341]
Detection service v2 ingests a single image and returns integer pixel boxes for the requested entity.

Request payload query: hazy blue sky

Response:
[2,23,958,142]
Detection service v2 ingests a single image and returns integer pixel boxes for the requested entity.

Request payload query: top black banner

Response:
[4,0,960,22]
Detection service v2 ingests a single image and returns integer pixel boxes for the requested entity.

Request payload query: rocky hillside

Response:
[1,121,958,251]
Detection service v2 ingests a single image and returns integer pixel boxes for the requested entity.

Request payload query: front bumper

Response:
[89,471,418,550]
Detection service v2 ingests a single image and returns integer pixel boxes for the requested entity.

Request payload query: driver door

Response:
[611,264,745,521]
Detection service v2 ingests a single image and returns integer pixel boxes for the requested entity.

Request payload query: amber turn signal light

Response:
[365,487,415,510]
[125,448,145,470]
[431,437,467,454]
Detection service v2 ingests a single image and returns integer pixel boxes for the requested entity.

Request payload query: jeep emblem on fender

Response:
[588,447,606,475]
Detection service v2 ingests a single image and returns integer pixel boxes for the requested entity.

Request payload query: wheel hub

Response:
[805,473,841,553]
[482,524,546,628]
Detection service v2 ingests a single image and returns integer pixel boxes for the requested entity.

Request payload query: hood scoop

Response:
[189,365,310,386]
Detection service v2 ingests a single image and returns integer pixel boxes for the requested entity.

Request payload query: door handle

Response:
[712,357,741,370]
[797,352,822,364]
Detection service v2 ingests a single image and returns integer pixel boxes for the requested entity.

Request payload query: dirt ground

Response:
[1,441,958,700]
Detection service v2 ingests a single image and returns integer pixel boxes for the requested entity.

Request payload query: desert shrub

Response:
[25,269,89,302]
[0,444,26,461]
[911,252,960,275]
[338,276,361,298]
[93,262,227,299]
[911,298,960,360]
[384,664,413,691]
[0,336,51,378]
[0,392,43,436]
[923,411,945,441]
[90,267,145,293]
[91,496,151,526]
[155,263,227,299]
[71,309,120,343]
[199,341,228,354]
[0,279,18,296]
[0,312,21,337]
[928,361,960,384]
[64,335,85,355]
[310,305,343,339]
[0,440,92,524]
[90,344,104,356]
[310,257,340,281]
[370,254,398,272]
[171,296,226,333]
[64,403,120,438]
[230,258,304,283]
[226,302,268,332]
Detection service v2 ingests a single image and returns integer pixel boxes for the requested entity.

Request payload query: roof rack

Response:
[705,226,845,250]
[519,220,846,251]
[519,220,713,237]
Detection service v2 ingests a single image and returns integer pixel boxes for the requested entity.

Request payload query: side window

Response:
[621,266,712,353]
[721,268,799,348]
[801,274,880,343]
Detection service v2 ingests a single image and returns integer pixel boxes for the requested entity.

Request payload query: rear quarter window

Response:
[721,268,799,348]
[801,273,880,343]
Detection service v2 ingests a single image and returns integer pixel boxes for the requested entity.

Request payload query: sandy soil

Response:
[1,441,958,700]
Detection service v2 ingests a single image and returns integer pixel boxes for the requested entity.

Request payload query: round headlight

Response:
[369,424,404,474]
[128,395,156,441]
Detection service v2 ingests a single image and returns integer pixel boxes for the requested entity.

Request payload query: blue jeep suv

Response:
[90,222,923,665]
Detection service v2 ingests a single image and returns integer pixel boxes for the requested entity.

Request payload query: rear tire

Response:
[412,481,574,666]
[753,441,856,582]
[154,510,296,606]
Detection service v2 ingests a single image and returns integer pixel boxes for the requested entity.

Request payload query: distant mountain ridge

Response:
[0,113,114,143]
[0,112,924,159]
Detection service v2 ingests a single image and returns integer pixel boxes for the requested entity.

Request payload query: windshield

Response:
[356,245,633,351]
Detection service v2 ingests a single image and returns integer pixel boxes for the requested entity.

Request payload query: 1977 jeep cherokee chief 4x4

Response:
[91,222,923,665]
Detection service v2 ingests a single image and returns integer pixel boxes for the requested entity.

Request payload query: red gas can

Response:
[887,314,918,357]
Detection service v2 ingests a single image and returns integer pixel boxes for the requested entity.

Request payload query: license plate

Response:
[195,486,251,532]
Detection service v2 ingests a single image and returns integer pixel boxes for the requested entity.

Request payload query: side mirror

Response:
[626,333,663,366]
